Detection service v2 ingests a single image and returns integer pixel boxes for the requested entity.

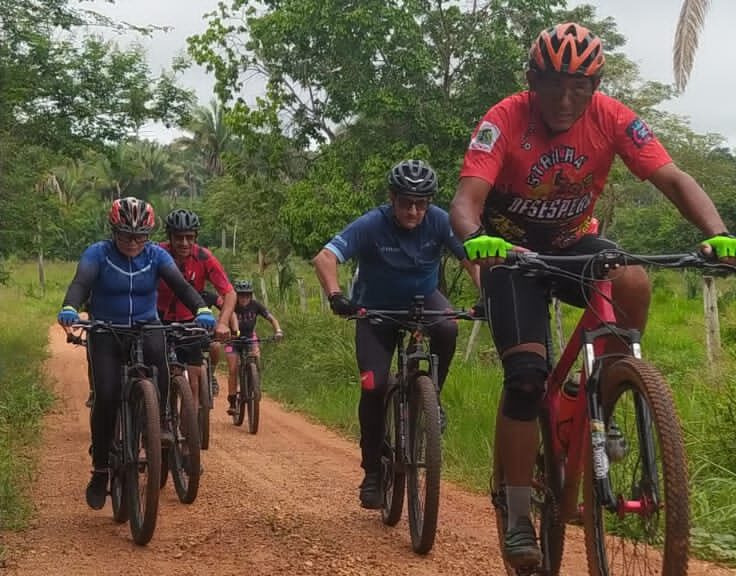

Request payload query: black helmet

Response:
[234,279,254,294]
[387,159,438,196]
[165,209,200,232]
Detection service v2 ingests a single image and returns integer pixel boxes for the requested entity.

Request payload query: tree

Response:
[673,0,711,91]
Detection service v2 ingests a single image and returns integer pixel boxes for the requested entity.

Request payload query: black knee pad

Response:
[501,351,548,421]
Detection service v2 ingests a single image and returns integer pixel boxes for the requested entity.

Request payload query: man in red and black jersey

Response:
[450,23,736,568]
[158,209,236,408]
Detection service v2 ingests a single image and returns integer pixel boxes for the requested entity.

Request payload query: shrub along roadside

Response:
[0,262,68,532]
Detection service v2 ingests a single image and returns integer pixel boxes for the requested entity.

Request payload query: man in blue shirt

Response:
[313,159,478,509]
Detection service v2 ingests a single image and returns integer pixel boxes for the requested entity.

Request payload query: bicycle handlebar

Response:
[226,335,281,345]
[503,249,736,279]
[66,320,210,345]
[349,308,480,324]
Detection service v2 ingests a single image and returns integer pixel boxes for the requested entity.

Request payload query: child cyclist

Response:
[224,280,284,415]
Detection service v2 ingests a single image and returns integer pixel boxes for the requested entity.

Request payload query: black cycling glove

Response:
[328,292,357,316]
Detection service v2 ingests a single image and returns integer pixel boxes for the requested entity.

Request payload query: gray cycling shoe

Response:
[503,517,542,568]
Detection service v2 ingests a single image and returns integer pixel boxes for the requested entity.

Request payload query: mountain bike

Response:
[228,335,278,434]
[68,321,162,546]
[160,323,204,504]
[351,296,478,555]
[489,249,732,576]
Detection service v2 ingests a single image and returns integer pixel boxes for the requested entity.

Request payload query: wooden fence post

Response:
[260,277,269,308]
[297,278,307,312]
[703,275,721,366]
[464,320,482,362]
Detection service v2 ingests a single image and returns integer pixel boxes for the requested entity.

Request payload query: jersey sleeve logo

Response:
[469,120,501,153]
[625,118,654,148]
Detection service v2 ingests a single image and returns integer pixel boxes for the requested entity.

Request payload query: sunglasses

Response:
[395,196,431,211]
[116,232,149,245]
[172,232,197,243]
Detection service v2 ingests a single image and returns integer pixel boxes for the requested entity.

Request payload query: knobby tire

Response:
[169,375,201,504]
[126,378,161,546]
[583,358,689,576]
[246,362,261,435]
[199,371,211,450]
[406,374,441,555]
[110,409,128,524]
[234,362,247,426]
[381,379,405,527]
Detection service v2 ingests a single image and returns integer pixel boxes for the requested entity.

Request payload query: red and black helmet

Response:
[529,23,605,77]
[108,197,156,234]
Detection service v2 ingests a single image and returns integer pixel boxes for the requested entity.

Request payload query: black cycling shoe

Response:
[211,376,219,397]
[359,471,383,509]
[85,469,109,510]
[226,394,236,416]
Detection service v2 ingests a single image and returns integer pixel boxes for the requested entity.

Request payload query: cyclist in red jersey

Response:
[450,23,736,569]
[157,209,236,409]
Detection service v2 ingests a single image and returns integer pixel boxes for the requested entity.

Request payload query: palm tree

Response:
[180,100,233,177]
[673,0,711,91]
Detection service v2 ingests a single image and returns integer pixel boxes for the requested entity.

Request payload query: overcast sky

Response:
[90,0,736,146]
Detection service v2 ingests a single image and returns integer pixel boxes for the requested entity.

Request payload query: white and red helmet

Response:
[108,197,156,234]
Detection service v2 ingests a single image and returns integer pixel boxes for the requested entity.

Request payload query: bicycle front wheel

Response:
[126,378,161,546]
[233,361,247,426]
[198,371,211,450]
[583,358,689,576]
[169,375,201,504]
[406,374,441,555]
[381,377,405,527]
[246,362,261,435]
[110,409,128,524]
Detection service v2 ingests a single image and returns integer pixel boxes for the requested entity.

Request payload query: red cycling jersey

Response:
[460,91,672,250]
[157,242,233,321]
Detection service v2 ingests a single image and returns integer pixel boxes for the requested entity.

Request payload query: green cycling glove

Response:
[702,233,736,259]
[463,230,514,260]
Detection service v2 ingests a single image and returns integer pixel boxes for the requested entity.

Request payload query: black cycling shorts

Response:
[482,235,618,354]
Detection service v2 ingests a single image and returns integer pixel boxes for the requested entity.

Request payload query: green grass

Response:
[0,260,68,530]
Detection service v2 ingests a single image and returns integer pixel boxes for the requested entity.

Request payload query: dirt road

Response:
[2,325,734,575]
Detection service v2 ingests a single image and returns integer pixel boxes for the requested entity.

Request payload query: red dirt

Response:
[1,325,734,575]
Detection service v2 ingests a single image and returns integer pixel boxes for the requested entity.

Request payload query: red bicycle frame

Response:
[542,275,640,521]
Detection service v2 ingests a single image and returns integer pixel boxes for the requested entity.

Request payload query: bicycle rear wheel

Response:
[246,362,261,435]
[406,374,441,555]
[233,361,247,426]
[110,409,128,524]
[381,378,405,527]
[169,375,201,504]
[491,400,564,576]
[583,358,689,576]
[198,370,211,450]
[126,378,161,546]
